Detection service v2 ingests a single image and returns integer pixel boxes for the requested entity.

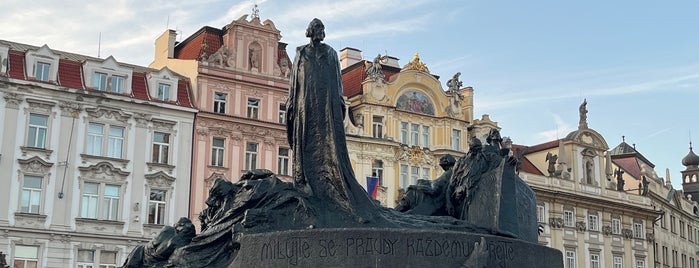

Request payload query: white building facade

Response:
[0,40,196,267]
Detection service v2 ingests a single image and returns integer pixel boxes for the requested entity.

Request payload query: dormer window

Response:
[147,67,179,103]
[157,83,171,101]
[35,62,51,81]
[83,56,133,94]
[25,45,60,82]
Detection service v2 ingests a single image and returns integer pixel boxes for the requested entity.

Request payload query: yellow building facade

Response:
[339,48,495,206]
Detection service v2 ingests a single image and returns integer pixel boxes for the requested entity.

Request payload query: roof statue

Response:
[364,53,386,80]
[251,4,260,19]
[402,52,430,73]
[579,98,588,129]
[446,72,463,93]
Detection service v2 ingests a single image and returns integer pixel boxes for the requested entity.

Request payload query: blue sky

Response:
[2,0,697,188]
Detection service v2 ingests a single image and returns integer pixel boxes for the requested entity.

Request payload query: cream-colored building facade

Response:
[339,48,492,206]
[150,14,292,222]
[516,103,660,268]
[610,141,699,268]
[0,41,196,267]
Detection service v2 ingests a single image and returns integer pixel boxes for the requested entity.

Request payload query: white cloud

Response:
[536,113,574,142]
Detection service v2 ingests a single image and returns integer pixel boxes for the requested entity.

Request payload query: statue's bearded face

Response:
[307,19,325,42]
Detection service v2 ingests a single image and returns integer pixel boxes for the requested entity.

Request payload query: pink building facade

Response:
[151,14,291,222]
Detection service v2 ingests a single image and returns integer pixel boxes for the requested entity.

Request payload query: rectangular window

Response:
[671,215,676,233]
[633,222,644,239]
[152,132,170,164]
[588,214,599,231]
[537,204,545,223]
[211,138,225,167]
[214,92,227,114]
[20,176,42,214]
[372,116,384,138]
[247,98,259,119]
[613,256,623,268]
[245,142,258,170]
[35,62,50,81]
[673,250,678,266]
[681,220,686,238]
[565,250,575,268]
[27,113,48,149]
[400,165,408,189]
[107,126,124,158]
[87,123,104,156]
[87,123,124,159]
[422,126,430,148]
[410,166,419,186]
[157,83,170,101]
[590,253,600,268]
[563,210,574,227]
[661,214,666,229]
[612,218,621,234]
[77,250,94,268]
[689,225,693,242]
[81,182,99,218]
[635,260,645,268]
[410,124,419,146]
[278,148,290,176]
[100,251,117,268]
[662,246,668,265]
[278,104,286,124]
[148,190,166,225]
[372,160,384,185]
[93,72,108,90]
[452,129,461,150]
[102,185,120,221]
[111,75,125,93]
[13,245,39,268]
[400,122,408,144]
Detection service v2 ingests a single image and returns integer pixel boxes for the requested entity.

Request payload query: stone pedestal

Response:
[230,228,562,268]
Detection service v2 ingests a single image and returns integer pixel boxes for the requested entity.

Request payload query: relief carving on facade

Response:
[18,156,54,176]
[602,225,612,235]
[646,232,655,242]
[3,92,24,108]
[134,112,152,128]
[145,171,177,189]
[151,118,178,133]
[14,213,47,229]
[75,218,124,235]
[78,162,130,184]
[621,228,633,239]
[396,145,435,166]
[576,221,587,232]
[207,45,230,68]
[58,100,81,116]
[85,106,132,124]
[548,217,564,228]
[25,98,56,114]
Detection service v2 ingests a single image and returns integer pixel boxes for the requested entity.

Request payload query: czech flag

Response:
[366,176,379,199]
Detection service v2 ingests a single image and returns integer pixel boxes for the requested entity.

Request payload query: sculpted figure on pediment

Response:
[208,45,229,67]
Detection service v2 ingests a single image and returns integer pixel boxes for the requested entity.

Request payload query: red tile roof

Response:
[520,156,544,175]
[176,79,193,108]
[2,40,195,109]
[8,50,25,79]
[612,156,643,181]
[525,139,560,153]
[342,63,365,97]
[174,26,223,60]
[131,72,150,101]
[57,59,84,89]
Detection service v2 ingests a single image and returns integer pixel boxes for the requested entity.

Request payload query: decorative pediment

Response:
[402,53,430,73]
[204,172,229,188]
[150,118,177,132]
[3,92,24,108]
[85,106,132,123]
[565,129,608,150]
[25,44,60,82]
[18,156,54,175]
[78,162,130,183]
[145,171,176,189]
[396,145,434,166]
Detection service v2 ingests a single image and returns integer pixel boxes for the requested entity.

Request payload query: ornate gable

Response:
[18,156,54,175]
[145,171,177,189]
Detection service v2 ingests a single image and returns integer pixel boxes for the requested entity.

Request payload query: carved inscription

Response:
[258,235,517,267]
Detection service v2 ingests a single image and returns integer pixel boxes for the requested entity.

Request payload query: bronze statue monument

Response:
[121,18,561,268]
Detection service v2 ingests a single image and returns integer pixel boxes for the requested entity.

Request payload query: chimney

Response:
[384,55,400,68]
[154,29,177,62]
[340,47,362,69]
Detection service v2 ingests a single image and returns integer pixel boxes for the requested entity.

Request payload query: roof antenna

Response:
[97,32,101,58]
